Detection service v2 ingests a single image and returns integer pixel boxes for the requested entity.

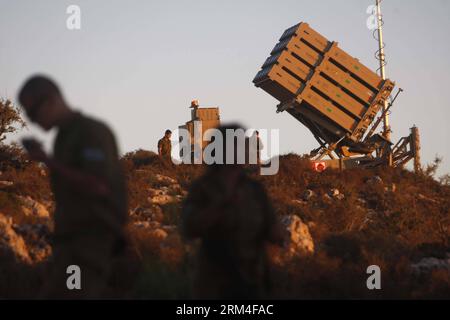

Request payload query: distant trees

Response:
[423,155,450,186]
[0,98,27,169]
[439,174,450,186]
[423,156,443,177]
[0,98,25,143]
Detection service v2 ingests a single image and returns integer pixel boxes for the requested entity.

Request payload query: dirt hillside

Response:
[0,149,449,299]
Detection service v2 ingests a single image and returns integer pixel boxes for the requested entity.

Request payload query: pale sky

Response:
[1,0,449,175]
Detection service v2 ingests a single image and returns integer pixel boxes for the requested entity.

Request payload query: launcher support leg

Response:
[387,146,393,167]
[411,126,421,173]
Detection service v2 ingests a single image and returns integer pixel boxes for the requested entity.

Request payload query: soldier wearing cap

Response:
[18,75,127,299]
[158,129,172,161]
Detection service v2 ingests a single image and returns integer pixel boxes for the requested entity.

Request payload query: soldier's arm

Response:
[22,137,110,196]
[77,125,120,196]
[182,170,244,239]
[181,203,205,239]
[181,183,223,239]
[157,140,162,156]
[51,124,119,197]
[45,158,110,196]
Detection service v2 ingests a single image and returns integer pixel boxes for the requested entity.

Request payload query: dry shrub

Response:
[1,147,449,299]
[126,224,190,299]
[0,99,26,143]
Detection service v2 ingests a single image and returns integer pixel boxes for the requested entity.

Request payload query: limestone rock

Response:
[148,194,178,205]
[281,214,315,256]
[0,180,14,188]
[155,174,177,185]
[150,228,168,240]
[13,223,52,262]
[303,189,316,201]
[411,255,450,275]
[0,213,31,263]
[18,196,50,218]
[367,176,383,186]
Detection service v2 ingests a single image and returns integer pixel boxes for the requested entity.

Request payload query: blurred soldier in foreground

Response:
[181,124,283,299]
[18,75,127,299]
[158,129,172,162]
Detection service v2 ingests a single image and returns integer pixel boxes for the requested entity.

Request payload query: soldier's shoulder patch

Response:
[82,147,106,162]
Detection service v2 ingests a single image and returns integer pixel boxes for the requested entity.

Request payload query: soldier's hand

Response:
[21,138,49,163]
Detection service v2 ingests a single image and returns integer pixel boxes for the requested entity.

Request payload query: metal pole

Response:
[376,0,390,141]
[411,126,421,173]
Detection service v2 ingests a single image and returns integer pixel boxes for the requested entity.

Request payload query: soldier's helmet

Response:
[190,100,200,108]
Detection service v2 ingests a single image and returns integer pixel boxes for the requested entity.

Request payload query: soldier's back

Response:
[42,112,127,299]
[182,168,277,299]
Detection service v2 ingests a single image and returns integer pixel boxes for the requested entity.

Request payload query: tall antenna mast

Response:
[375,0,390,141]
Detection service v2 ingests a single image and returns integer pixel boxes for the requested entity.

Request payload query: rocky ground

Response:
[0,150,449,299]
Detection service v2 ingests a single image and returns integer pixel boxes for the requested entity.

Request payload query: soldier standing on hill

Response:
[158,129,172,162]
[18,75,127,299]
[181,124,283,299]
[249,130,264,165]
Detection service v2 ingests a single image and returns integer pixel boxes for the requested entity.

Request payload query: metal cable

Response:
[372,0,387,74]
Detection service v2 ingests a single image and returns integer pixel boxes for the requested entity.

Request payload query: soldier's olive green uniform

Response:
[181,168,278,299]
[41,112,127,299]
[158,136,172,160]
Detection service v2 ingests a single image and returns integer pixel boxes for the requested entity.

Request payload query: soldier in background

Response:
[18,75,127,299]
[190,99,199,119]
[249,130,264,165]
[181,124,283,299]
[158,129,172,162]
